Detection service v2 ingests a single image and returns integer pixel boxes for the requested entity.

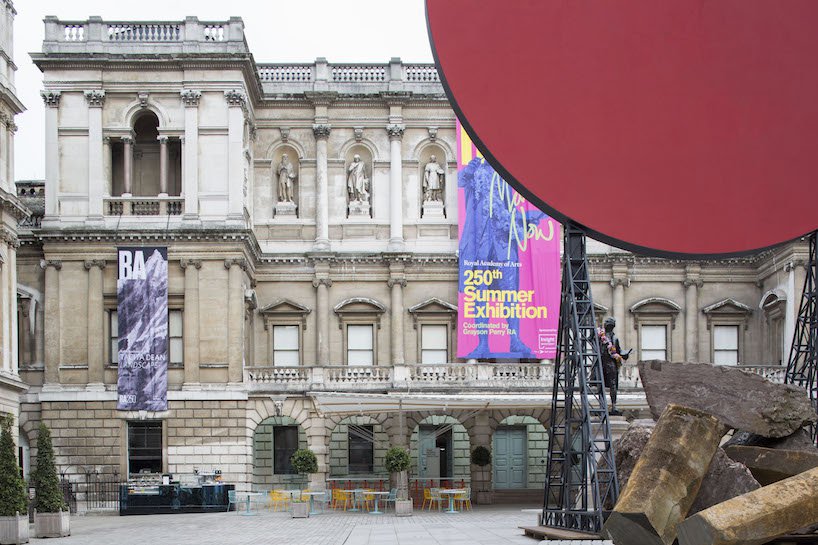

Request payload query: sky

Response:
[13,0,434,180]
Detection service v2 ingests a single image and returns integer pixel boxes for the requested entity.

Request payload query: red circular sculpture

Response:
[427,0,818,257]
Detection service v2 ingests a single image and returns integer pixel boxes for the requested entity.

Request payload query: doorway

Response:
[493,427,527,489]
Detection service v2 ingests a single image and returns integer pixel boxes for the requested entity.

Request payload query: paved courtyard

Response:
[24,506,611,545]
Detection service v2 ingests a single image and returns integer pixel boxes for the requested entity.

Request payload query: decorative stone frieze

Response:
[41,90,61,107]
[83,90,106,107]
[180,89,202,106]
[386,123,405,140]
[312,123,331,140]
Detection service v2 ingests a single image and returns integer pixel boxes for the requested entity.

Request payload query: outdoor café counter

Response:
[119,483,235,515]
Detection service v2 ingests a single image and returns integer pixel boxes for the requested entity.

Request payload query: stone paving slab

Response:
[19,506,614,545]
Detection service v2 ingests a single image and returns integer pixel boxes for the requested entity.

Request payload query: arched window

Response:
[111,111,181,198]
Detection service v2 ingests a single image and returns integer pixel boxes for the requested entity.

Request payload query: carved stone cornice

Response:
[41,90,61,108]
[180,258,202,270]
[379,91,412,105]
[304,91,338,107]
[387,277,408,289]
[83,259,107,270]
[224,257,248,271]
[312,124,332,140]
[386,124,405,140]
[180,89,202,107]
[40,259,62,271]
[224,89,247,109]
[84,90,106,107]
[312,277,333,288]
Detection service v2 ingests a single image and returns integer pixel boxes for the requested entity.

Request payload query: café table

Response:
[339,488,365,512]
[238,491,266,516]
[368,490,390,515]
[438,488,467,514]
[303,490,326,515]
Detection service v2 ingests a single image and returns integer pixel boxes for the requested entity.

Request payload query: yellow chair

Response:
[363,489,376,511]
[421,488,432,510]
[270,490,290,512]
[331,488,349,510]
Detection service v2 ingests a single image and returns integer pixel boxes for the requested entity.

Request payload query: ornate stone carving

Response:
[683,279,704,288]
[121,135,134,145]
[387,277,408,289]
[312,124,331,140]
[137,91,149,108]
[0,227,19,247]
[84,90,106,107]
[428,126,439,141]
[0,112,8,126]
[180,89,202,107]
[353,127,364,142]
[224,257,248,271]
[41,90,61,107]
[279,127,290,143]
[312,277,333,288]
[276,153,298,207]
[39,259,62,271]
[611,277,631,288]
[423,155,445,203]
[224,89,247,108]
[386,123,405,140]
[83,259,107,270]
[8,122,17,134]
[179,259,202,270]
[346,154,371,213]
[785,259,808,272]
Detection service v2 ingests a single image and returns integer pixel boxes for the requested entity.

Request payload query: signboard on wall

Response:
[456,121,561,359]
[116,247,168,411]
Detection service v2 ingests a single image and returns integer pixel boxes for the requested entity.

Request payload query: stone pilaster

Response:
[611,261,630,348]
[225,90,246,220]
[312,124,331,251]
[158,135,169,196]
[122,135,133,196]
[181,259,202,388]
[180,90,201,217]
[42,91,61,216]
[386,124,405,251]
[387,262,407,365]
[684,263,703,362]
[41,259,62,387]
[313,264,332,365]
[84,260,106,388]
[225,258,246,383]
[85,90,105,218]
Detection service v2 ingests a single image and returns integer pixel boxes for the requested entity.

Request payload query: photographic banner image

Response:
[456,120,561,359]
[116,247,169,411]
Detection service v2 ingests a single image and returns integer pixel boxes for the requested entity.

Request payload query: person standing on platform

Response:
[598,317,631,416]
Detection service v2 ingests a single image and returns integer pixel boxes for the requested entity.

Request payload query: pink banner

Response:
[456,121,561,359]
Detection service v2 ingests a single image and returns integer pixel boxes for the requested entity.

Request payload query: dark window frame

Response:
[127,421,163,475]
[348,425,374,474]
[273,425,299,475]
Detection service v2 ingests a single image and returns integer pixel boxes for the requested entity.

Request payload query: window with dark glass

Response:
[127,421,163,475]
[348,425,374,474]
[273,426,299,475]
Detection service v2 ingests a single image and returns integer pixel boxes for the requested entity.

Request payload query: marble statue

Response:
[423,155,446,202]
[347,154,370,203]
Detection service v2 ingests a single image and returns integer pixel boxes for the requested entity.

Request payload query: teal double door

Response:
[493,427,527,489]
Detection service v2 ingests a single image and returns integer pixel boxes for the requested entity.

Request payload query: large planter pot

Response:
[0,513,29,544]
[395,499,413,517]
[33,510,70,538]
[290,502,309,519]
[475,491,494,505]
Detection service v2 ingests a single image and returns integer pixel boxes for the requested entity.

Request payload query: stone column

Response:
[225,90,246,220]
[42,91,61,216]
[313,264,332,365]
[0,248,7,371]
[388,263,407,365]
[85,259,106,388]
[312,124,331,251]
[103,137,112,197]
[785,259,807,353]
[611,274,630,347]
[181,259,201,388]
[158,135,169,195]
[0,114,7,191]
[306,415,329,488]
[42,259,62,387]
[7,121,15,191]
[122,135,133,196]
[35,300,44,367]
[684,263,703,362]
[225,258,246,384]
[85,90,106,218]
[386,124,405,251]
[181,90,201,217]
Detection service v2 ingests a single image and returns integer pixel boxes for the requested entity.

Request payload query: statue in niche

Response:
[347,154,370,203]
[423,155,446,202]
[276,153,297,203]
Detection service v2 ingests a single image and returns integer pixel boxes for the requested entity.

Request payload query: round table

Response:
[439,489,467,514]
[340,489,365,512]
[238,492,266,516]
[303,491,326,515]
[368,491,390,515]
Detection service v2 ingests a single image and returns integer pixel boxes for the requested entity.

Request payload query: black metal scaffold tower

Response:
[542,224,619,533]
[785,231,818,445]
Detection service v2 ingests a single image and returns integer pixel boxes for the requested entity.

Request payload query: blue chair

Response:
[227,490,239,514]
[383,488,397,511]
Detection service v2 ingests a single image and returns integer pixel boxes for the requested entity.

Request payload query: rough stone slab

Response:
[602,405,725,545]
[723,445,818,486]
[723,428,815,452]
[607,422,759,515]
[638,360,816,437]
[677,466,818,545]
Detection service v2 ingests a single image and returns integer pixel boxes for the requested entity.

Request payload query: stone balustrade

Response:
[104,196,183,216]
[735,364,786,384]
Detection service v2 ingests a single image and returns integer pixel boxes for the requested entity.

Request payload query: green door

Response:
[494,427,527,489]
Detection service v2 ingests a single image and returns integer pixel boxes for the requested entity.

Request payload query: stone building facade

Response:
[12,16,806,498]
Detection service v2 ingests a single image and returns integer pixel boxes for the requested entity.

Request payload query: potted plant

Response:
[32,424,69,538]
[471,446,493,505]
[384,446,412,516]
[0,416,28,544]
[289,449,317,518]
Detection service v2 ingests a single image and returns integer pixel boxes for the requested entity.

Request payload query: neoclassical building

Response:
[11,15,806,499]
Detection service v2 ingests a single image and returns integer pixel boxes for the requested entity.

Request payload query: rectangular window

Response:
[273,325,300,366]
[348,425,374,474]
[347,325,374,365]
[169,310,183,366]
[273,426,299,475]
[127,421,163,475]
[421,324,448,364]
[110,311,119,365]
[640,325,667,360]
[714,325,739,365]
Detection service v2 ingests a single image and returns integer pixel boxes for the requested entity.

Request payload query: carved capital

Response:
[683,278,704,288]
[427,126,439,141]
[0,112,8,126]
[180,89,202,107]
[224,89,247,108]
[312,277,333,288]
[0,227,18,247]
[84,90,106,107]
[785,259,808,272]
[8,122,17,134]
[41,90,61,108]
[312,124,331,140]
[387,277,408,289]
[180,259,202,270]
[386,123,405,140]
[83,259,107,270]
[610,277,630,288]
[40,259,62,271]
[224,257,247,271]
[157,135,169,144]
[137,91,149,109]
[121,135,134,145]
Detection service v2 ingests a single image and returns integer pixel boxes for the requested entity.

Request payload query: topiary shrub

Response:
[0,415,27,516]
[33,423,65,513]
[384,447,411,473]
[471,446,491,467]
[290,448,318,475]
